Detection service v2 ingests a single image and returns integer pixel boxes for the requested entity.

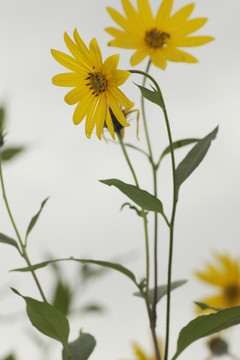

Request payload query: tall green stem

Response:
[116,132,161,360]
[0,151,48,303]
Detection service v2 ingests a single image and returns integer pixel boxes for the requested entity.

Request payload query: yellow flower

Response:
[195,253,240,311]
[105,0,214,70]
[131,338,163,360]
[51,29,134,139]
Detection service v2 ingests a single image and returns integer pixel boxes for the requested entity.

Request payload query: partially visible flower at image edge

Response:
[128,338,163,360]
[195,253,240,311]
[105,0,214,70]
[51,29,134,140]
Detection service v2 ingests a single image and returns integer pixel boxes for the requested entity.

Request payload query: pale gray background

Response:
[0,0,240,359]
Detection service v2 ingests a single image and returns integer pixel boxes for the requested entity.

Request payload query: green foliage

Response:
[134,279,187,307]
[158,138,199,165]
[2,355,16,360]
[0,107,5,131]
[80,303,105,314]
[0,232,19,250]
[52,280,72,317]
[172,305,240,360]
[25,197,49,242]
[176,127,218,193]
[120,202,146,218]
[12,288,70,349]
[1,147,26,162]
[135,84,164,109]
[11,257,137,285]
[100,179,169,225]
[62,331,96,360]
[195,301,221,312]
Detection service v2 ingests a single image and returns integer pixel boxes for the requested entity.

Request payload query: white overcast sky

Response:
[0,0,240,359]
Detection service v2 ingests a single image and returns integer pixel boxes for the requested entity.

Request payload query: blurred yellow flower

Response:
[195,253,240,311]
[51,29,134,140]
[105,0,214,70]
[131,338,163,360]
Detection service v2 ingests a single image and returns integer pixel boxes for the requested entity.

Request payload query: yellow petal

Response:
[108,38,139,49]
[155,0,174,28]
[108,86,134,108]
[172,49,198,63]
[72,92,92,125]
[161,47,185,62]
[96,95,107,140]
[103,54,119,77]
[167,3,195,31]
[106,7,129,31]
[132,343,148,360]
[64,86,88,105]
[89,38,103,71]
[105,107,115,140]
[171,35,215,47]
[51,49,84,73]
[64,32,91,72]
[107,91,130,127]
[85,96,100,138]
[105,27,129,38]
[52,73,83,87]
[173,18,208,37]
[110,69,131,86]
[130,47,149,66]
[73,29,91,65]
[150,51,167,70]
[122,0,142,28]
[137,0,154,26]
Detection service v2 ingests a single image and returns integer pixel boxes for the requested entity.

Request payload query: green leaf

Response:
[25,197,49,241]
[176,127,218,192]
[62,331,96,360]
[1,146,25,162]
[0,232,19,250]
[2,355,16,360]
[11,288,69,349]
[172,305,240,360]
[158,138,200,164]
[120,202,146,218]
[195,301,221,312]
[11,257,137,284]
[52,281,72,317]
[80,303,105,314]
[134,279,187,307]
[135,84,164,109]
[100,179,169,225]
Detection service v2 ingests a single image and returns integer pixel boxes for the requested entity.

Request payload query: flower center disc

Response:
[144,28,170,48]
[86,72,108,96]
[224,284,239,302]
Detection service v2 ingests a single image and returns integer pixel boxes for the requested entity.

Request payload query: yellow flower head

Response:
[195,253,240,311]
[131,338,163,360]
[105,0,214,70]
[51,29,134,140]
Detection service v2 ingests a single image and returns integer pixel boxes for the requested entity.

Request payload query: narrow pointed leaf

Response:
[172,305,240,360]
[25,197,49,241]
[2,146,26,162]
[195,301,221,312]
[135,84,164,109]
[120,202,146,218]
[62,331,96,360]
[134,280,187,306]
[11,257,137,284]
[100,179,168,225]
[0,107,5,130]
[11,288,69,349]
[176,127,218,192]
[158,138,199,164]
[0,232,19,250]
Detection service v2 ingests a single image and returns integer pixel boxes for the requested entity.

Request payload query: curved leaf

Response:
[25,197,49,241]
[172,305,240,360]
[62,331,96,360]
[135,83,164,109]
[0,232,19,250]
[2,146,26,162]
[157,138,199,166]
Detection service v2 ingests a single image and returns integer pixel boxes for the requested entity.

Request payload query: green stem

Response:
[116,132,161,359]
[0,151,48,303]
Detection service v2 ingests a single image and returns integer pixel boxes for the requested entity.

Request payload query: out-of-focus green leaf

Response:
[62,331,96,360]
[1,147,26,162]
[134,280,187,306]
[172,305,240,360]
[52,281,72,317]
[11,257,137,284]
[0,233,19,250]
[195,301,221,312]
[135,84,164,109]
[80,303,105,314]
[2,355,16,360]
[25,197,49,241]
[158,138,199,166]
[12,288,69,349]
[120,202,146,218]
[100,179,169,225]
[176,127,218,192]
[0,107,5,131]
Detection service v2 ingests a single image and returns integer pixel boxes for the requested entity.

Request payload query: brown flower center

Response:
[85,72,108,96]
[223,284,239,302]
[144,28,170,48]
